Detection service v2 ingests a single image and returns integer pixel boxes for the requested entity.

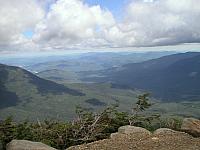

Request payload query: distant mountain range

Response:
[0,64,142,121]
[82,52,200,101]
[0,51,176,69]
[1,52,200,121]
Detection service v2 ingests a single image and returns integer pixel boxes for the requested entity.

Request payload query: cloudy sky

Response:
[0,0,200,54]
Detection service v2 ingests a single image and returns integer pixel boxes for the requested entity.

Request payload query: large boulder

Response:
[110,126,152,140]
[68,126,200,150]
[181,118,200,137]
[6,140,57,150]
[154,128,180,135]
[118,125,151,136]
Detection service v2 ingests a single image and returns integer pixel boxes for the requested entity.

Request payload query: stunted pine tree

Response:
[129,93,160,126]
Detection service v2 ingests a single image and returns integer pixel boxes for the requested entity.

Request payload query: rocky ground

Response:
[6,118,200,150]
[68,126,200,150]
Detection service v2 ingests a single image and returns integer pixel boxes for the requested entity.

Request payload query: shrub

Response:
[0,94,174,150]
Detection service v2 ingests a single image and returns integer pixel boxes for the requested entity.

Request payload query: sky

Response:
[0,0,200,55]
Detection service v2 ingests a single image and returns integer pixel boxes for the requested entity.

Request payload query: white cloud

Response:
[105,0,200,47]
[33,0,115,49]
[143,0,154,3]
[0,0,200,52]
[0,0,44,48]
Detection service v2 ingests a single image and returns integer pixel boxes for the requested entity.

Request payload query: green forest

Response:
[0,94,182,150]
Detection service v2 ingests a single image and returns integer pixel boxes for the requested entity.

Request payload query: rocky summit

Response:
[68,126,200,150]
[6,118,200,150]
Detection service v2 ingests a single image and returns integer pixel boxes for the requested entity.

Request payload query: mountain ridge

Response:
[82,52,200,101]
[0,64,85,109]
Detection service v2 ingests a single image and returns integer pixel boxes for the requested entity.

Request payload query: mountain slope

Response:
[1,63,200,120]
[83,52,200,101]
[0,64,84,102]
[0,65,19,109]
[0,64,87,120]
[36,69,80,83]
[0,64,144,121]
[25,51,176,74]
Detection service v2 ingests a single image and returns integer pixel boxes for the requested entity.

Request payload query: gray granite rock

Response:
[6,140,57,150]
[118,125,152,135]
[181,118,200,137]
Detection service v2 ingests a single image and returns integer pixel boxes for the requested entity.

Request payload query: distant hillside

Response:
[0,64,87,120]
[1,61,200,121]
[24,51,175,73]
[82,52,200,101]
[0,64,144,121]
[4,51,174,84]
[0,64,84,102]
[36,69,80,83]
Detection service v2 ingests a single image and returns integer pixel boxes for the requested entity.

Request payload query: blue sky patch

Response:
[23,29,34,39]
[85,0,130,20]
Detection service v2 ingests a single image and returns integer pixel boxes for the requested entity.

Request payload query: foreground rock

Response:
[7,140,56,150]
[153,128,180,135]
[68,126,200,150]
[118,125,151,135]
[181,118,200,137]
